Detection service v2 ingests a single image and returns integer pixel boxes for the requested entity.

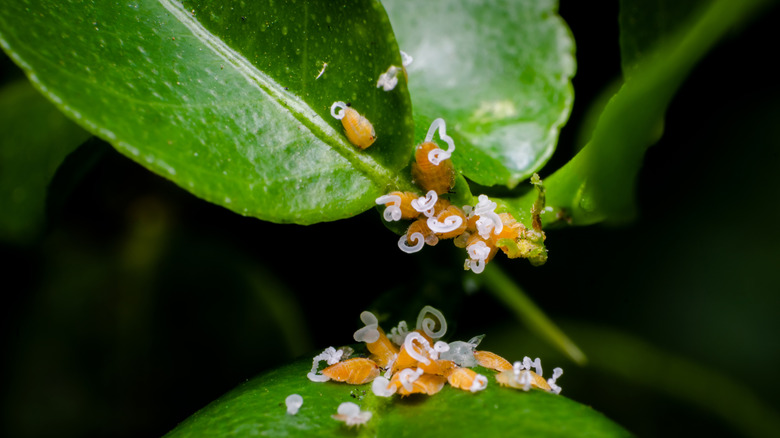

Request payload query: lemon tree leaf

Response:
[383,0,575,188]
[165,356,632,437]
[0,0,414,225]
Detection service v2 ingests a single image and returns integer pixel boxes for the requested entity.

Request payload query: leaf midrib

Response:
[158,0,409,192]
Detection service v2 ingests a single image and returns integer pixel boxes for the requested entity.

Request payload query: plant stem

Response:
[481,265,587,365]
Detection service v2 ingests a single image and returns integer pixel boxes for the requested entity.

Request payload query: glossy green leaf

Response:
[0,0,414,225]
[517,0,772,225]
[0,78,90,244]
[165,355,632,437]
[383,0,575,188]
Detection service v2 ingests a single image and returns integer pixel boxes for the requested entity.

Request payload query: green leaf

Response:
[0,0,414,225]
[383,0,575,188]
[165,355,632,437]
[523,0,772,225]
[0,78,90,244]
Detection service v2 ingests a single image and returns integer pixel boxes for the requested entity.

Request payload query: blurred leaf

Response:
[165,356,632,437]
[45,138,112,225]
[524,0,772,225]
[383,0,576,188]
[0,0,414,225]
[243,264,313,358]
[0,78,90,244]
[619,0,711,78]
[2,196,315,436]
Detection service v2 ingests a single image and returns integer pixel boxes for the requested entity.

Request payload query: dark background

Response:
[2,1,778,437]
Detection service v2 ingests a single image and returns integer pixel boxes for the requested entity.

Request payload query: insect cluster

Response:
[376,118,549,272]
[330,52,548,272]
[305,306,564,427]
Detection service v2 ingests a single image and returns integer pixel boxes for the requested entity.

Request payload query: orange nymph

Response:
[366,327,399,368]
[398,217,439,254]
[379,191,422,221]
[428,205,468,239]
[446,367,488,392]
[330,101,376,149]
[352,311,399,368]
[322,358,381,385]
[390,369,447,396]
[412,141,455,195]
[495,368,551,391]
[474,350,514,372]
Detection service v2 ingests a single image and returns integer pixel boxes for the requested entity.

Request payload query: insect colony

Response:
[330,52,548,274]
[293,306,563,427]
[300,53,557,426]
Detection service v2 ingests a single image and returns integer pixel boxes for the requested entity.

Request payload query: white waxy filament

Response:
[519,370,532,391]
[353,325,380,343]
[416,305,448,340]
[467,241,491,261]
[376,194,402,222]
[464,258,485,274]
[548,367,563,395]
[353,310,381,343]
[427,214,463,233]
[403,332,432,365]
[400,50,413,67]
[330,101,347,120]
[371,376,396,397]
[522,356,543,377]
[424,118,456,165]
[411,190,437,217]
[474,194,497,214]
[474,195,503,237]
[469,374,488,392]
[377,66,400,91]
[433,341,450,353]
[335,402,373,426]
[389,321,409,345]
[307,346,343,382]
[397,367,424,392]
[398,232,424,254]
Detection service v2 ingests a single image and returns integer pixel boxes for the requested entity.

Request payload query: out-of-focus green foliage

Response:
[0,79,90,243]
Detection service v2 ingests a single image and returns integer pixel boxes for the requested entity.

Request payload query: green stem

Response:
[481,265,587,365]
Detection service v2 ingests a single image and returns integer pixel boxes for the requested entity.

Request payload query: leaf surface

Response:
[165,355,632,437]
[0,0,414,225]
[383,0,575,188]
